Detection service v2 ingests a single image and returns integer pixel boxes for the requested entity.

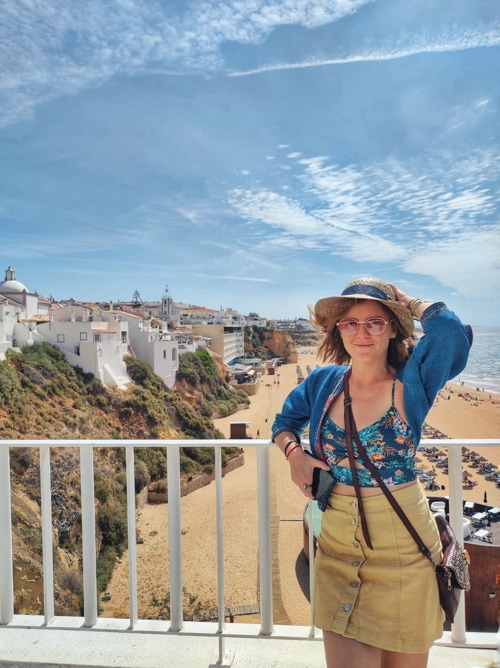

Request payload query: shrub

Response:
[0,362,24,405]
[180,455,196,474]
[134,459,151,493]
[96,546,118,593]
[135,448,167,481]
[94,473,111,504]
[97,502,127,550]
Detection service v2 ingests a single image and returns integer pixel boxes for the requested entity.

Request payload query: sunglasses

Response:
[336,317,392,336]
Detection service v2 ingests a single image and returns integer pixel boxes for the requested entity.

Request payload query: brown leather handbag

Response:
[343,371,470,623]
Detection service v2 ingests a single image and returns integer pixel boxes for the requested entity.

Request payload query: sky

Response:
[0,1,499,326]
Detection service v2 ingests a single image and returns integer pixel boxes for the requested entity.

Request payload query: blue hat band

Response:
[341,284,391,301]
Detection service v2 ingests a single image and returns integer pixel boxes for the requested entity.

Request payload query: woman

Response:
[272,277,472,668]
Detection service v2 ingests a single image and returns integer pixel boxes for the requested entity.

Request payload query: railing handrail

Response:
[2,438,499,447]
[1,437,499,664]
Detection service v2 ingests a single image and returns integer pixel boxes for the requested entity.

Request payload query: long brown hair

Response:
[309,298,413,366]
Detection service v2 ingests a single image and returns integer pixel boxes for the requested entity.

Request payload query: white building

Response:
[36,304,131,389]
[112,311,179,389]
[190,324,244,365]
[0,267,51,359]
[245,312,268,327]
[161,286,181,329]
[180,305,246,327]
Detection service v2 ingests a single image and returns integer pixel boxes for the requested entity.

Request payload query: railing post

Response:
[126,445,138,627]
[215,446,226,662]
[80,444,98,627]
[257,445,273,635]
[0,445,13,624]
[307,501,316,636]
[168,445,183,632]
[448,445,467,643]
[40,445,55,623]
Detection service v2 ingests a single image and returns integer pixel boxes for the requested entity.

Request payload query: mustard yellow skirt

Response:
[313,481,445,653]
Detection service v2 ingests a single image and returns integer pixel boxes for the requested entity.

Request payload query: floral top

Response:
[321,382,417,488]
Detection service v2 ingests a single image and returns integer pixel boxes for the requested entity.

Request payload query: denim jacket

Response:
[272,302,472,460]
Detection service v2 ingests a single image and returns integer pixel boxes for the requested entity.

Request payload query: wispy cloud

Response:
[229,26,500,77]
[2,1,496,127]
[0,0,371,126]
[228,147,499,296]
[192,273,271,283]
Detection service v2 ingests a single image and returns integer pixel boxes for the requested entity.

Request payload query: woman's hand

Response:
[288,448,331,499]
[390,283,432,320]
[389,283,411,307]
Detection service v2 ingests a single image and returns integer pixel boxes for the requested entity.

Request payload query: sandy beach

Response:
[101,348,500,626]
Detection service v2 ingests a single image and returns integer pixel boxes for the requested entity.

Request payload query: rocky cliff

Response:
[263,330,298,363]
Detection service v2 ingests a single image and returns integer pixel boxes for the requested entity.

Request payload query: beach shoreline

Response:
[100,347,499,625]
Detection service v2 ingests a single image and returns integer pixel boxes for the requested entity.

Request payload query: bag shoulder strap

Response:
[343,371,434,563]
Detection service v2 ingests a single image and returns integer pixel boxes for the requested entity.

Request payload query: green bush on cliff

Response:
[177,350,249,416]
[0,363,23,405]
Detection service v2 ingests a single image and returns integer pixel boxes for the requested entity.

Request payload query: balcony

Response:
[1,438,499,668]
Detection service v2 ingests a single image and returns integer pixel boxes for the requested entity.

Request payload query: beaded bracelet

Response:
[283,440,297,457]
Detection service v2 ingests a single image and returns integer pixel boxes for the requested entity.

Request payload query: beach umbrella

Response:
[477,456,488,462]
[462,471,471,479]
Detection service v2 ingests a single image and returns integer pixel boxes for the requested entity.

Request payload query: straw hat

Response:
[314,277,415,338]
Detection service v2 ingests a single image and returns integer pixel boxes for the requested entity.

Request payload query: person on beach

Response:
[272,277,472,668]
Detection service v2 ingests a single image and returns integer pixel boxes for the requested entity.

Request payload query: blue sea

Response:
[452,327,500,395]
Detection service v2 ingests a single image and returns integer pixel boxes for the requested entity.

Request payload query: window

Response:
[80,332,87,341]
[172,348,177,361]
[75,346,80,356]
[94,333,101,342]
[57,334,65,342]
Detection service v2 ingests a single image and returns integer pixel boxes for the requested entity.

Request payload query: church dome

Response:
[0,280,28,293]
[0,267,28,293]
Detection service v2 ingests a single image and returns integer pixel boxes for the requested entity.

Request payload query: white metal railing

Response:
[0,438,499,666]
